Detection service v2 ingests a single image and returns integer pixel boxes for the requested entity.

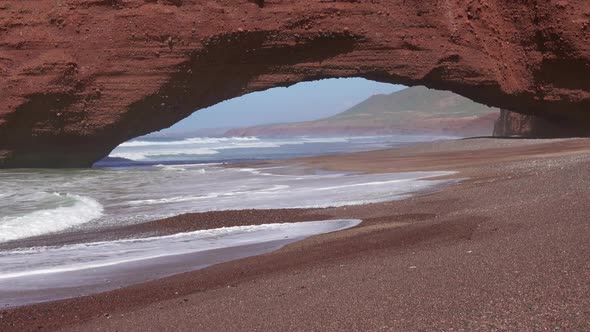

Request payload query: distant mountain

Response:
[226,86,500,137]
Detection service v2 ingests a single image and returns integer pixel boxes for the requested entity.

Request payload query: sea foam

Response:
[119,136,260,147]
[0,193,103,242]
[0,219,362,307]
[110,136,353,161]
[0,219,361,280]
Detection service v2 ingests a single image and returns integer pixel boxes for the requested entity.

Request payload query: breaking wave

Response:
[109,136,352,161]
[0,193,103,242]
[119,136,260,147]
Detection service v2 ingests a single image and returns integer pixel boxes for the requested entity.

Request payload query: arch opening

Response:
[97,78,500,168]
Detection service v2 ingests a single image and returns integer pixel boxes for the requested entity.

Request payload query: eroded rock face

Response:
[0,0,589,167]
[493,109,590,138]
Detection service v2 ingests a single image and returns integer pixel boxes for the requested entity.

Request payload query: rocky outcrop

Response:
[493,109,535,137]
[0,0,589,167]
[494,108,590,137]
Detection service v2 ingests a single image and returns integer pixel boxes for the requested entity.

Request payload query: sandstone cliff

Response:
[0,0,588,167]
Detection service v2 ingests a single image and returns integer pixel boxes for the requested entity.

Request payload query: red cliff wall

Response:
[0,0,589,167]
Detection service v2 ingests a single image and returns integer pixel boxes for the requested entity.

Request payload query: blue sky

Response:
[162,78,405,133]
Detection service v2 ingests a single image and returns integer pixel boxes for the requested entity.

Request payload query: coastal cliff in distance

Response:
[226,87,499,138]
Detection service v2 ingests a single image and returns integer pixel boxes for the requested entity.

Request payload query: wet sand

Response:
[3,138,590,331]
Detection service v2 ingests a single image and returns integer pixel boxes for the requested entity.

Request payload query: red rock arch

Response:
[0,0,588,167]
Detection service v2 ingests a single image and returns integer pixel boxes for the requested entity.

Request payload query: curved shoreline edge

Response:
[0,219,363,308]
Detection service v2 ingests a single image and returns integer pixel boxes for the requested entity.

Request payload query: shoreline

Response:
[0,220,363,309]
[3,137,590,330]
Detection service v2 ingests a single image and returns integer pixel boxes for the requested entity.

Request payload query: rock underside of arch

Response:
[0,0,589,167]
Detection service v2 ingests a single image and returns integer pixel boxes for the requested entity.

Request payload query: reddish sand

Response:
[2,138,590,331]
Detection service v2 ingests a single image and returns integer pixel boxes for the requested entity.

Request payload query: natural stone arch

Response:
[0,0,588,167]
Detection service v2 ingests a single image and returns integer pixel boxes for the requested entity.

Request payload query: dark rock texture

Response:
[494,109,590,137]
[494,109,536,137]
[0,0,589,167]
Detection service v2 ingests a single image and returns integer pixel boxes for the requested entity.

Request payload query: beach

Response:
[2,137,590,331]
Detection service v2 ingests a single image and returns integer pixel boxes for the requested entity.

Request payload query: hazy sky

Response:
[162,78,405,133]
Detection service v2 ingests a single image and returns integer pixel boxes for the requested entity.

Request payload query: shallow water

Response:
[0,219,362,307]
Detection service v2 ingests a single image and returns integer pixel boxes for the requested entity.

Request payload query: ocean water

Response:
[0,220,363,280]
[0,219,362,307]
[0,163,455,244]
[0,135,455,244]
[98,135,454,166]
[0,135,458,305]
